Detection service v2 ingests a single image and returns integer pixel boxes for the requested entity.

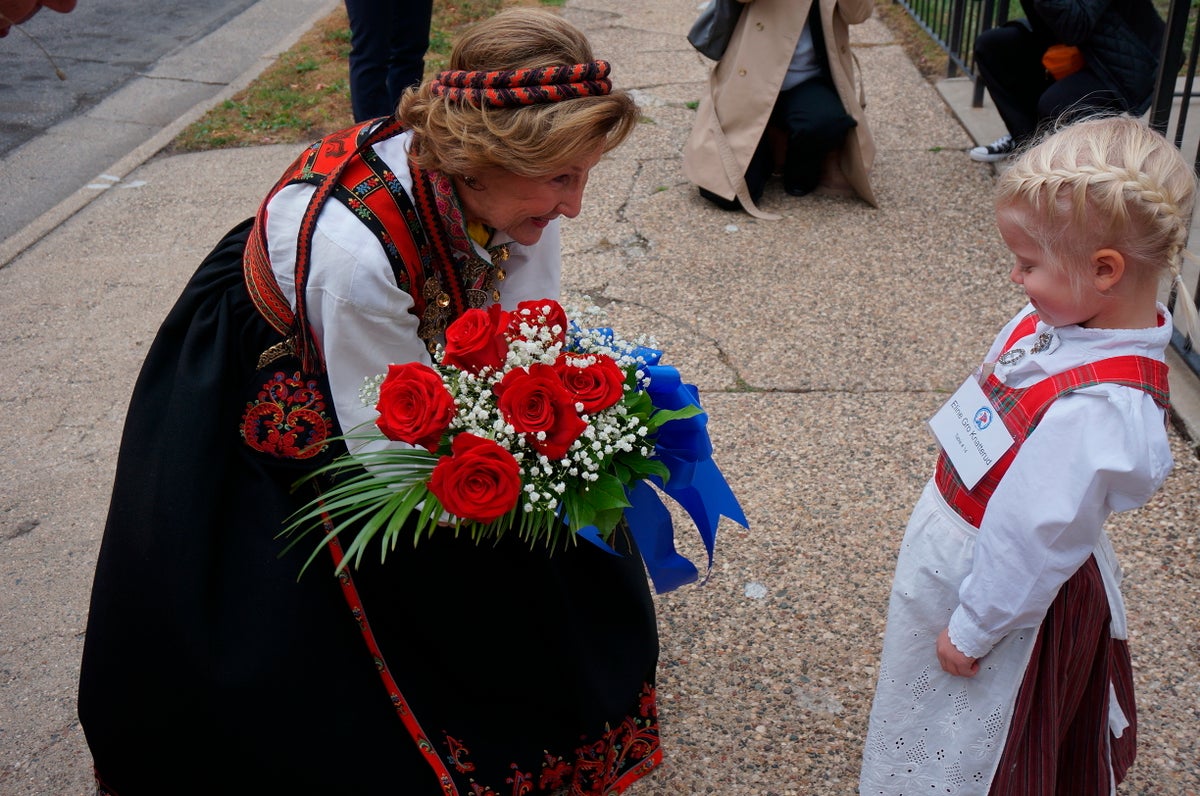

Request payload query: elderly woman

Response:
[77,9,658,795]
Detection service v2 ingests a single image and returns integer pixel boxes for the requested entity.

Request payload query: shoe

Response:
[698,187,741,211]
[969,134,1016,163]
[813,183,857,199]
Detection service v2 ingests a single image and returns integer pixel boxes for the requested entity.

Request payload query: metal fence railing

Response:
[889,0,1007,81]
[893,0,1200,375]
[1147,0,1200,376]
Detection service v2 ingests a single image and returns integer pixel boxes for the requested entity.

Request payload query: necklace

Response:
[487,243,509,302]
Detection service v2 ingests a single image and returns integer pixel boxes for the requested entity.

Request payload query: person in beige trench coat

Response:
[683,0,877,217]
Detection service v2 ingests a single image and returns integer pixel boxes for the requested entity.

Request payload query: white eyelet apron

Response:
[858,479,1130,795]
[859,481,1040,794]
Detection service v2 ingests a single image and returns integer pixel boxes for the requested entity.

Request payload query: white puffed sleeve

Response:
[947,385,1172,659]
[266,178,565,456]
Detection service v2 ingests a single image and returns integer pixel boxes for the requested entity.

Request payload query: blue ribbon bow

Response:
[575,337,749,593]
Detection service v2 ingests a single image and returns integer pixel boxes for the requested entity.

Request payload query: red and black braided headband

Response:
[430,60,612,107]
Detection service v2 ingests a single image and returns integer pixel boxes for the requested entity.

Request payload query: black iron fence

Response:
[1148,1,1200,376]
[892,0,1200,373]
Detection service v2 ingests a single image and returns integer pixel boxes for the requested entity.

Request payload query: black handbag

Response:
[687,0,744,61]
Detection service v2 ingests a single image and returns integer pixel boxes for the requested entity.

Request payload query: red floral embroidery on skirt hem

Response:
[450,682,662,796]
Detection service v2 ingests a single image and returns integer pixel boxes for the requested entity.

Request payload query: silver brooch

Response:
[997,349,1025,366]
[1030,331,1053,354]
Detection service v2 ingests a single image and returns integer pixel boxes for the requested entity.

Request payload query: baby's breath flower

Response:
[353,300,678,547]
[359,373,386,407]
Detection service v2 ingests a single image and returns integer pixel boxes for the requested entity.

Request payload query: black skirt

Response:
[78,220,661,795]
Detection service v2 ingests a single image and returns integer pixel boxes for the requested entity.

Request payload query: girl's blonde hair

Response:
[398,7,639,179]
[996,115,1199,341]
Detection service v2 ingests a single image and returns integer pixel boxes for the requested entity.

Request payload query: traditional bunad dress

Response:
[860,304,1173,795]
[78,119,661,795]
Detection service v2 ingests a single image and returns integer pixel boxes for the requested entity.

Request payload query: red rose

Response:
[510,298,569,345]
[375,362,456,451]
[427,433,522,524]
[553,352,626,415]
[443,304,512,375]
[494,363,587,460]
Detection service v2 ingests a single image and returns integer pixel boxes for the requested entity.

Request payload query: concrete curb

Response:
[0,0,340,270]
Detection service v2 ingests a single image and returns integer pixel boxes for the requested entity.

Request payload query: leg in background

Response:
[385,0,432,107]
[772,78,855,197]
[1036,68,1129,133]
[972,20,1054,145]
[345,0,433,122]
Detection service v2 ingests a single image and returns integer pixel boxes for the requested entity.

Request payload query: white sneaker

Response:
[969,134,1016,163]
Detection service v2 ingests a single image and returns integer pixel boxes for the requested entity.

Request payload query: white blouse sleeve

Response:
[266,186,430,456]
[267,183,564,456]
[946,385,1172,659]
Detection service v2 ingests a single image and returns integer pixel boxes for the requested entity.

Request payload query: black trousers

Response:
[344,0,434,121]
[973,21,1128,145]
[701,75,855,210]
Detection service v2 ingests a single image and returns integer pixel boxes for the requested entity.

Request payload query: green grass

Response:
[171,0,547,152]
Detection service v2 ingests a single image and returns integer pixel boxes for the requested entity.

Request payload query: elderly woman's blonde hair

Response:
[995,115,1199,340]
[398,7,639,179]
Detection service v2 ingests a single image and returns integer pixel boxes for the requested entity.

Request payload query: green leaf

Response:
[278,445,440,577]
[578,472,632,512]
[620,455,669,482]
[588,506,624,537]
[646,404,703,432]
[380,484,429,554]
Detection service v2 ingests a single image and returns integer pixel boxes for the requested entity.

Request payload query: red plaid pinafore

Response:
[934,311,1169,794]
[935,312,1170,528]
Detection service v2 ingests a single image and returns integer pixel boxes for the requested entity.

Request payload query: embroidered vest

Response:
[935,313,1170,528]
[242,118,430,372]
[237,119,510,463]
[242,118,510,372]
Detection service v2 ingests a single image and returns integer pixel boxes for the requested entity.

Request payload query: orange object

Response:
[0,0,76,37]
[1042,44,1085,81]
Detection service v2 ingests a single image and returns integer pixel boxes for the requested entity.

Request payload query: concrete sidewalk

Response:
[1,1,1198,793]
[0,0,336,266]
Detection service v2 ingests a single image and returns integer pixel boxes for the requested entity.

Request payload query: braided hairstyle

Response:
[398,7,638,179]
[996,115,1199,341]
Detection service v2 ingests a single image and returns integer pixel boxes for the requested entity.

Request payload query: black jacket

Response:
[1025,0,1166,114]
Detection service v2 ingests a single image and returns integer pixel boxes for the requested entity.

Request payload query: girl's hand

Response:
[936,628,980,677]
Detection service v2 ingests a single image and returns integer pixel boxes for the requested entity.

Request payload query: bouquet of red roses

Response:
[284,298,745,590]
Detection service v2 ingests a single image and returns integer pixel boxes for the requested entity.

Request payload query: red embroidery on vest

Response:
[240,371,332,459]
[242,119,425,352]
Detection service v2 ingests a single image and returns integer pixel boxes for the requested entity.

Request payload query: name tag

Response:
[928,376,1015,489]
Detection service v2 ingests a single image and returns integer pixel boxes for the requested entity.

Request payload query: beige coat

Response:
[683,0,877,214]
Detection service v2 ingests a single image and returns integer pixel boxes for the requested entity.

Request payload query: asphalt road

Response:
[0,0,333,256]
[0,0,258,154]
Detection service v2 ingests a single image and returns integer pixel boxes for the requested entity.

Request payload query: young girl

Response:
[860,115,1200,795]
